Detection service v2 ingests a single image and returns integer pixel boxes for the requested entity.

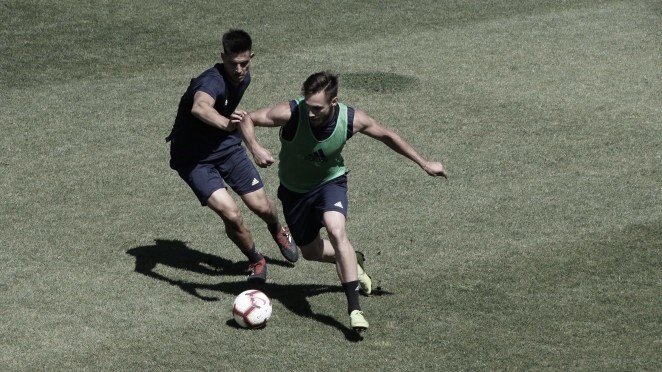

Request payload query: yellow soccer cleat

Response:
[355,251,372,295]
[349,310,369,332]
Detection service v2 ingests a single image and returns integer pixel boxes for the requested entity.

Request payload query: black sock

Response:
[241,244,263,263]
[342,280,361,314]
[267,222,281,235]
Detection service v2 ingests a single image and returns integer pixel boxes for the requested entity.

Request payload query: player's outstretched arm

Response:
[353,109,448,178]
[239,102,292,168]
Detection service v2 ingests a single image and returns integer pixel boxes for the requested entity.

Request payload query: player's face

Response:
[305,91,337,127]
[222,50,253,86]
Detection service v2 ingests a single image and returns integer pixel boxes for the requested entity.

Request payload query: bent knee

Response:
[215,207,244,228]
[247,202,273,218]
[242,190,275,214]
[325,225,348,243]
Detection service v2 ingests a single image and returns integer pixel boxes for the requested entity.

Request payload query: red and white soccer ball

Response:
[232,290,272,329]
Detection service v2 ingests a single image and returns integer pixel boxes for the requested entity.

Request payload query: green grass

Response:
[1,0,660,370]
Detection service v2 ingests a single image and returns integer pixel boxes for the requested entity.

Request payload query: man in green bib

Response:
[240,71,448,332]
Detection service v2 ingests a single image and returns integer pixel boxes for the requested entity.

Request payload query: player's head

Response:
[302,71,339,126]
[302,71,338,101]
[221,29,254,86]
[222,29,252,55]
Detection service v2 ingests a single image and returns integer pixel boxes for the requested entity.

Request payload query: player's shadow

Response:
[126,239,247,277]
[126,239,381,341]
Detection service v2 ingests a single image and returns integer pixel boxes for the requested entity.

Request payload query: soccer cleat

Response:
[272,227,299,263]
[356,251,372,295]
[349,310,369,331]
[247,258,267,283]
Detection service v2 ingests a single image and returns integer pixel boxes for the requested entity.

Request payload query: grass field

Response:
[1,0,660,370]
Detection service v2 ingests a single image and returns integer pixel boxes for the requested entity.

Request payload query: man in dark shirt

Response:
[166,29,298,282]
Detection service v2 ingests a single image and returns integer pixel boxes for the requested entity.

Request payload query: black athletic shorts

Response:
[173,148,264,206]
[277,175,349,246]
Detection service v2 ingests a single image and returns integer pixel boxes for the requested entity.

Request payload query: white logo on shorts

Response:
[334,201,344,209]
[251,178,260,186]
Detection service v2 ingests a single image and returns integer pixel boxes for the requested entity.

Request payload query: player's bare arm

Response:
[191,91,237,131]
[239,102,292,168]
[353,109,448,178]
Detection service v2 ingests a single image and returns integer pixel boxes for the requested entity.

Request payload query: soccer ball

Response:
[232,290,272,329]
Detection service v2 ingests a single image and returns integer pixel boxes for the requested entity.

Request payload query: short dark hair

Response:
[222,29,252,55]
[302,71,338,100]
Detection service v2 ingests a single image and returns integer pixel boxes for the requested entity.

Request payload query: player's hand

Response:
[423,161,448,179]
[228,110,247,131]
[252,146,275,168]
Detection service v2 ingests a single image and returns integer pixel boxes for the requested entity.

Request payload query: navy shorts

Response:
[278,175,349,246]
[173,148,264,206]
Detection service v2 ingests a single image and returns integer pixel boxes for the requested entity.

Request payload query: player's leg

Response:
[277,182,330,264]
[206,188,266,282]
[298,234,335,263]
[297,228,369,331]
[317,176,372,296]
[321,211,369,331]
[283,179,369,331]
[241,188,298,263]
[175,160,266,281]
[322,211,357,282]
[177,161,257,255]
[223,150,299,263]
[241,187,278,224]
[206,188,255,253]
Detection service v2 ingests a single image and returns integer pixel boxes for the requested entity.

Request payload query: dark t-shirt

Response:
[168,64,250,167]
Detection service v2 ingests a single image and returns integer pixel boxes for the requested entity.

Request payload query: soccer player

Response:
[239,71,448,331]
[165,29,298,282]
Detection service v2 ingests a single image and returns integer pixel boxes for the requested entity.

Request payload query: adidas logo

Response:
[251,178,260,186]
[334,201,344,209]
[304,149,328,163]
